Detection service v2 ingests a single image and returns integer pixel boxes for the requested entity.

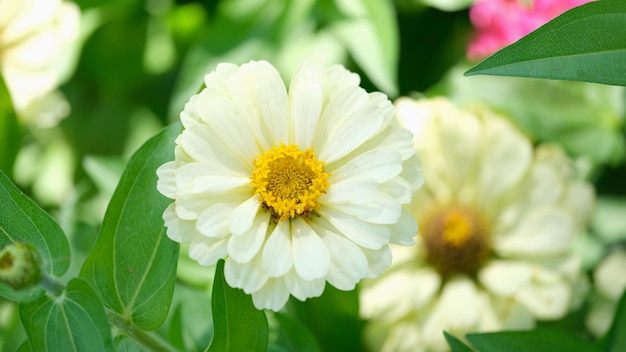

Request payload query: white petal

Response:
[329,149,401,184]
[262,221,293,277]
[516,279,570,320]
[229,195,261,236]
[430,278,482,330]
[177,123,250,173]
[479,260,534,297]
[594,249,626,301]
[228,213,270,264]
[322,178,380,204]
[318,207,390,249]
[291,217,330,281]
[316,227,368,290]
[318,93,392,163]
[380,177,412,204]
[196,204,233,238]
[495,207,575,256]
[290,65,324,147]
[156,161,179,199]
[388,208,418,246]
[162,203,197,242]
[251,277,290,311]
[224,256,269,294]
[477,115,533,205]
[362,245,392,278]
[176,162,250,194]
[188,236,229,266]
[284,269,325,301]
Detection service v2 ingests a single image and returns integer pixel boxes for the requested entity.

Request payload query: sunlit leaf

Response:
[0,75,20,175]
[208,259,268,352]
[80,122,181,330]
[465,1,626,86]
[466,329,598,352]
[331,0,399,95]
[444,331,473,352]
[19,278,113,352]
[0,170,70,302]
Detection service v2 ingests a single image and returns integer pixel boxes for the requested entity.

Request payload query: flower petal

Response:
[262,221,293,277]
[322,178,380,204]
[362,245,392,278]
[251,277,290,311]
[156,161,179,199]
[318,207,390,250]
[162,203,197,242]
[224,255,269,294]
[176,162,250,195]
[289,64,324,147]
[228,212,270,264]
[229,195,261,236]
[291,217,330,281]
[388,208,418,246]
[196,204,233,238]
[284,269,325,301]
[315,226,368,290]
[479,260,534,297]
[329,149,401,184]
[188,236,228,266]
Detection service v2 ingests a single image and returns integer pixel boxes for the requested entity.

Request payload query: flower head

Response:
[360,97,594,351]
[157,60,422,311]
[0,0,80,123]
[0,242,43,290]
[467,0,593,60]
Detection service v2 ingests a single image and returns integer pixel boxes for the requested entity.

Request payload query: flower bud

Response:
[0,242,43,290]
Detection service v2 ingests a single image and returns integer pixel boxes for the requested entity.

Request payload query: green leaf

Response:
[113,335,148,352]
[466,329,598,352]
[19,277,114,352]
[599,287,626,352]
[268,312,321,352]
[331,0,399,95]
[465,1,626,86]
[208,259,268,352]
[0,74,20,175]
[0,170,70,302]
[444,331,473,352]
[79,122,181,330]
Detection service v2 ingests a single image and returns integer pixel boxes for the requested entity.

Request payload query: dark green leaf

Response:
[80,122,181,330]
[268,312,321,352]
[466,329,598,352]
[465,1,626,86]
[290,285,363,352]
[0,170,70,302]
[208,259,268,352]
[19,277,114,352]
[444,331,473,352]
[0,75,20,175]
[598,287,626,352]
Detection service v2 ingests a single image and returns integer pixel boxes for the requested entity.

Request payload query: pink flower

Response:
[467,0,593,61]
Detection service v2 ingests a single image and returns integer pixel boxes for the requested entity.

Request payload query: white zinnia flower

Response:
[0,0,79,123]
[157,60,422,311]
[586,248,626,337]
[360,97,594,352]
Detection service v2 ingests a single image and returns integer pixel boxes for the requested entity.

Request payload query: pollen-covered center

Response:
[420,206,490,278]
[251,143,330,222]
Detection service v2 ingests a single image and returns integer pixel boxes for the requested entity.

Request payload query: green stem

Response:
[107,310,179,352]
[39,272,65,297]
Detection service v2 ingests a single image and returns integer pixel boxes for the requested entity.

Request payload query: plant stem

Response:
[39,272,65,297]
[107,310,179,352]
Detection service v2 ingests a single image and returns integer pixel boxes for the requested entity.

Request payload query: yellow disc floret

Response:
[251,143,330,222]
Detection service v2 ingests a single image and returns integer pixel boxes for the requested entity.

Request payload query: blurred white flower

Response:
[586,248,626,337]
[360,97,594,351]
[157,60,422,311]
[0,0,80,125]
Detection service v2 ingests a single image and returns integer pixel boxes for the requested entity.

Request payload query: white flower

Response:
[0,0,79,123]
[586,248,626,337]
[157,60,422,311]
[360,97,594,352]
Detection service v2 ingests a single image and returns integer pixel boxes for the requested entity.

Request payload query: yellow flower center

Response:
[250,143,330,222]
[420,206,490,278]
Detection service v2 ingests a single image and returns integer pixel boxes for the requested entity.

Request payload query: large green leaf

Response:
[0,170,70,302]
[466,329,598,352]
[331,0,399,95]
[208,259,268,352]
[444,331,473,352]
[0,75,20,175]
[80,122,181,330]
[465,1,626,86]
[268,312,321,352]
[19,277,113,352]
